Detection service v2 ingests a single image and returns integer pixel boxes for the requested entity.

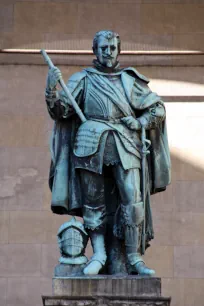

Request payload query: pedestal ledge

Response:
[42,295,171,306]
[42,276,171,306]
[52,276,161,297]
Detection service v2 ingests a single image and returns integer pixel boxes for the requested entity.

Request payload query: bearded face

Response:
[94,35,119,68]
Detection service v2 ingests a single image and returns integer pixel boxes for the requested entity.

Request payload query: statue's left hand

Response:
[121,116,141,130]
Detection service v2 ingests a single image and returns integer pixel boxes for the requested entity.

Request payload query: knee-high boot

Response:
[83,229,107,275]
[125,225,155,276]
[122,203,155,276]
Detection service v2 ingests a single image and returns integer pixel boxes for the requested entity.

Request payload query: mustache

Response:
[103,56,114,59]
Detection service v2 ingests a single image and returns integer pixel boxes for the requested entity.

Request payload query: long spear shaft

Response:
[41,49,87,123]
[141,126,150,255]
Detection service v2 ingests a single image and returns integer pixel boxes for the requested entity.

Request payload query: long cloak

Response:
[48,67,171,247]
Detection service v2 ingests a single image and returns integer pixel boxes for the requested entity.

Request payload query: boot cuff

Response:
[83,204,107,230]
[90,253,107,266]
[127,253,144,266]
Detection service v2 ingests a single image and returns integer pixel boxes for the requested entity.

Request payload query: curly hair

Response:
[92,30,121,54]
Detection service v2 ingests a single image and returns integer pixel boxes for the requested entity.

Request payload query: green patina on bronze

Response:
[43,30,171,276]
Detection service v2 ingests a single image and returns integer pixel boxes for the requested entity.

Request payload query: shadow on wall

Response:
[171,148,204,183]
[151,147,204,212]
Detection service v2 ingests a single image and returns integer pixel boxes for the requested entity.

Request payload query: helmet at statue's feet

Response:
[83,260,103,275]
[133,261,155,276]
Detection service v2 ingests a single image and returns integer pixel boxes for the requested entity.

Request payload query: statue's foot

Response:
[83,260,103,275]
[134,262,155,276]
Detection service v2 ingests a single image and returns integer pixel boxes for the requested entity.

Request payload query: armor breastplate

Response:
[73,74,141,162]
[84,75,126,120]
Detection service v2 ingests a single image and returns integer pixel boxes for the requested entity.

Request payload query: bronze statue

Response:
[44,30,171,276]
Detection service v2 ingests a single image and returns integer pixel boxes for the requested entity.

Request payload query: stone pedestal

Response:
[42,276,171,306]
[54,264,86,277]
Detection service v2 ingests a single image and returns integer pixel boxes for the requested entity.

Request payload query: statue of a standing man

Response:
[45,30,171,276]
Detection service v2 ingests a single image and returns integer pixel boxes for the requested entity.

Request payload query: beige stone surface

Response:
[0,147,50,179]
[173,4,204,33]
[173,181,204,212]
[171,152,204,181]
[0,65,47,115]
[144,246,174,277]
[85,240,93,259]
[1,32,172,51]
[162,278,185,306]
[0,65,79,115]
[41,244,59,278]
[2,1,204,59]
[0,149,50,212]
[0,115,46,147]
[0,278,7,306]
[175,0,204,3]
[140,66,204,86]
[42,180,52,211]
[177,120,204,145]
[78,3,141,37]
[0,32,12,49]
[0,4,13,31]
[9,211,46,244]
[152,211,174,246]
[151,182,174,212]
[171,53,204,67]
[172,212,204,245]
[0,178,44,211]
[7,277,43,306]
[141,4,177,34]
[14,2,79,34]
[0,211,9,243]
[140,0,168,2]
[141,4,204,34]
[173,33,204,51]
[162,278,204,306]
[40,277,52,296]
[119,34,173,51]
[174,246,204,278]
[181,279,204,306]
[0,244,41,277]
[9,211,68,244]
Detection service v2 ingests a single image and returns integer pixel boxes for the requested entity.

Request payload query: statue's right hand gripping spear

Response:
[141,126,151,255]
[41,49,87,123]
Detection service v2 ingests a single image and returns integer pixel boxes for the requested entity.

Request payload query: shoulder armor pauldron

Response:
[123,67,149,84]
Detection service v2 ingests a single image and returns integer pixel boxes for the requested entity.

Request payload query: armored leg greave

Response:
[122,203,155,276]
[122,203,144,266]
[88,229,107,266]
[79,169,107,275]
[83,228,107,275]
[124,225,143,265]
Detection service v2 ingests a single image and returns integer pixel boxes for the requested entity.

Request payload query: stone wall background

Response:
[0,1,204,306]
[2,0,204,52]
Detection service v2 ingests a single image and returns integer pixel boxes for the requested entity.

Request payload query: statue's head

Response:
[93,30,121,68]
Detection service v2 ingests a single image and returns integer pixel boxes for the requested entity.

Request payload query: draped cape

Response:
[48,67,171,246]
